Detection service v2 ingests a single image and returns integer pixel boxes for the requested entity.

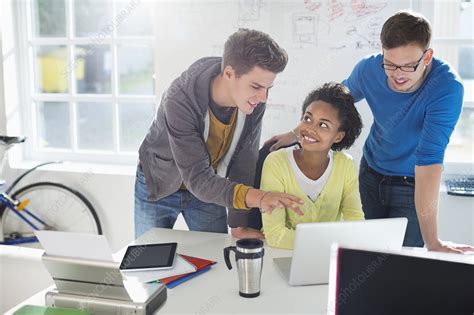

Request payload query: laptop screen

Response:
[329,247,474,315]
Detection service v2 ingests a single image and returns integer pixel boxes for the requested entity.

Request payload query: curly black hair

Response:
[301,82,362,151]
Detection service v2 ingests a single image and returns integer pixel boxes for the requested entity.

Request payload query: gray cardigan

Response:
[138,57,265,227]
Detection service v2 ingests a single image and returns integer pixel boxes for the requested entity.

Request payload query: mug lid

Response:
[236,238,263,249]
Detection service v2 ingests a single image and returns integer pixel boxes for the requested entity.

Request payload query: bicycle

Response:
[0,135,102,245]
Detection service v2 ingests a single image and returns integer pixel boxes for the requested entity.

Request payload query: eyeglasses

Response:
[381,50,428,72]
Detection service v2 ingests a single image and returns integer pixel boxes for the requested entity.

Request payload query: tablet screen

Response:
[119,242,177,270]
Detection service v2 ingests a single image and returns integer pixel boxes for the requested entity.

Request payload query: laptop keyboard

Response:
[446,177,474,196]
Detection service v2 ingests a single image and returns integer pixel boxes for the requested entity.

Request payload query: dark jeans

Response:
[359,157,424,247]
[134,166,228,238]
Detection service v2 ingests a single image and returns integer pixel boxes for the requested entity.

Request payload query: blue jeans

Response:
[134,166,228,238]
[359,157,424,247]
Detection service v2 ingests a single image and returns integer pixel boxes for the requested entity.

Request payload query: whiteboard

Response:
[154,0,411,163]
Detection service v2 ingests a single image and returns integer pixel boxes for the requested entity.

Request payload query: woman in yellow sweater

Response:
[261,82,365,249]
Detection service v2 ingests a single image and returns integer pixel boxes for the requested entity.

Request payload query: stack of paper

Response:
[121,254,216,288]
[159,254,216,288]
[120,254,196,283]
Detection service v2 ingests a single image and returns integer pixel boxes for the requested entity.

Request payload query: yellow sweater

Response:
[261,149,364,249]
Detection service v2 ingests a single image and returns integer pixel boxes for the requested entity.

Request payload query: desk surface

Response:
[7,228,330,314]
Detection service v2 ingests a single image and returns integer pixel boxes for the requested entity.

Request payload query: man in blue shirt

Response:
[269,11,473,253]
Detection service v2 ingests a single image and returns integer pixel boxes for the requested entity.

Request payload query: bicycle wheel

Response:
[2,182,102,242]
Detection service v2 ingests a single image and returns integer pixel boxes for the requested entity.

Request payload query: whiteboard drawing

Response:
[293,14,319,45]
[304,0,322,12]
[330,44,347,50]
[237,0,263,22]
[347,16,383,50]
[328,0,345,21]
[346,25,357,35]
[292,0,389,51]
[345,0,387,22]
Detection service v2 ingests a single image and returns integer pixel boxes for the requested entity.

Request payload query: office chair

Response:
[247,140,299,230]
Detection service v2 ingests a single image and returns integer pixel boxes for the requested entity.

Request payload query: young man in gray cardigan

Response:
[135,29,303,239]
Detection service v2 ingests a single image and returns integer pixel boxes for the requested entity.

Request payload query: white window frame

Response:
[13,0,156,165]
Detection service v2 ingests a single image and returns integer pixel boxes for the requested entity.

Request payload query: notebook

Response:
[159,254,216,287]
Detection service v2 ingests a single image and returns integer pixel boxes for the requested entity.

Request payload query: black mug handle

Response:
[223,246,236,270]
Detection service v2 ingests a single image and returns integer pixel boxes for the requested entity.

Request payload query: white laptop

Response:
[273,218,408,286]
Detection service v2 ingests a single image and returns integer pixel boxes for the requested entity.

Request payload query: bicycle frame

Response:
[0,136,99,245]
[0,158,61,245]
[0,192,48,245]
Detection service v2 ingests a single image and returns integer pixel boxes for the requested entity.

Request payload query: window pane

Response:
[37,102,70,148]
[74,0,113,37]
[458,46,474,79]
[433,0,473,39]
[432,44,473,101]
[445,107,474,163]
[77,102,113,150]
[33,0,66,37]
[76,45,112,94]
[119,102,154,151]
[116,0,153,36]
[460,0,473,38]
[34,46,69,93]
[118,45,154,95]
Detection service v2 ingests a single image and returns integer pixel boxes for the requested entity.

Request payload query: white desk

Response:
[7,228,329,314]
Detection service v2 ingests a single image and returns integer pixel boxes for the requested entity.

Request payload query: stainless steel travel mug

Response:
[224,238,265,298]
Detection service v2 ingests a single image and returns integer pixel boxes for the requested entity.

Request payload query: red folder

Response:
[159,254,216,285]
